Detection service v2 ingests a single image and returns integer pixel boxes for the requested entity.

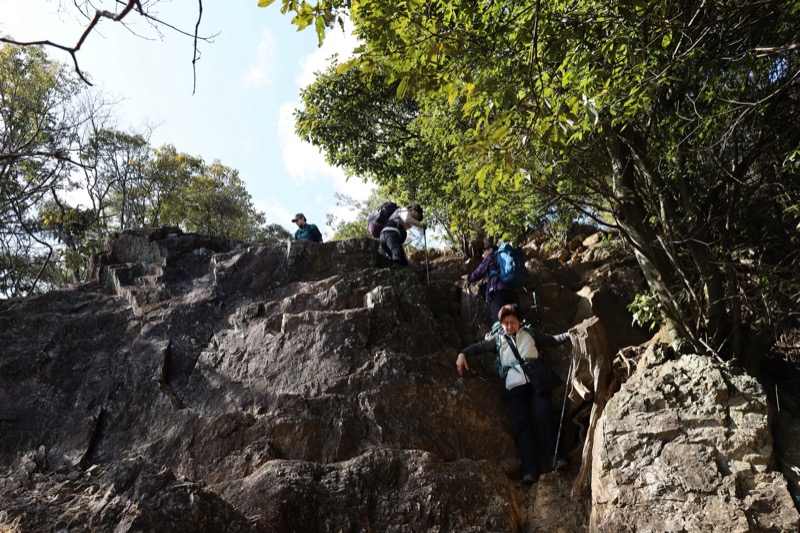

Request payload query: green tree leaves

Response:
[1,43,284,296]
[0,45,89,296]
[273,0,800,360]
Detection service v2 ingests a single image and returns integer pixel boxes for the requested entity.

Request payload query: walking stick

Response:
[532,291,542,329]
[465,280,480,333]
[553,359,574,469]
[423,230,430,285]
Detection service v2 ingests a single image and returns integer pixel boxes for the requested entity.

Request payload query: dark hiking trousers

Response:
[380,229,408,267]
[507,383,558,478]
[489,288,520,324]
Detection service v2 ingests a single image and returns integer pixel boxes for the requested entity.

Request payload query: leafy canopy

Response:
[268,0,800,361]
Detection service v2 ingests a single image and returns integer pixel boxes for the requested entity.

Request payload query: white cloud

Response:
[277,101,332,184]
[286,16,369,193]
[330,171,375,207]
[275,18,374,230]
[277,101,374,206]
[254,197,294,231]
[296,18,360,87]
[242,27,276,88]
[327,177,375,226]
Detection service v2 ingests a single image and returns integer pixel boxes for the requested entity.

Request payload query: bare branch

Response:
[1,0,217,89]
[0,36,93,84]
[754,43,800,56]
[192,0,204,95]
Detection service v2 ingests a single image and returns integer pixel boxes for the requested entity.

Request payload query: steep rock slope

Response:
[0,227,796,532]
[1,229,534,531]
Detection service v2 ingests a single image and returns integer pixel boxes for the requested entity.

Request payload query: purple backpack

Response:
[367,201,398,238]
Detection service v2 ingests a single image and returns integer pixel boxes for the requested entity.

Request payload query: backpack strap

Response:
[487,321,503,351]
[503,334,529,383]
[504,334,527,365]
[496,357,521,378]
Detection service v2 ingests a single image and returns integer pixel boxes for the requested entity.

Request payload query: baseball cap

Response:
[291,213,305,222]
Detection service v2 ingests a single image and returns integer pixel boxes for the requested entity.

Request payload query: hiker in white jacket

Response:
[456,303,571,483]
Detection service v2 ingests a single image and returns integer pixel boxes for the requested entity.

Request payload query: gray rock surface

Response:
[1,227,796,531]
[1,229,528,531]
[591,349,799,532]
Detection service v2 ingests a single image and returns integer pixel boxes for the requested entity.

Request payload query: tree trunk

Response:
[607,136,694,350]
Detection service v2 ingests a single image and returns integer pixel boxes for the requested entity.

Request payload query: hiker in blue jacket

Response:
[380,204,426,268]
[456,303,570,484]
[463,244,519,323]
[292,213,323,242]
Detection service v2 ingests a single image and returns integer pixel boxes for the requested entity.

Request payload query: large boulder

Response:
[591,348,799,532]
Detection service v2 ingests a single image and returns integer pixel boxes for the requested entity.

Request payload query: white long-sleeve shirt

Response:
[388,207,425,230]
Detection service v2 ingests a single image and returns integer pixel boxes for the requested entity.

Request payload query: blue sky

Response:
[1,0,374,238]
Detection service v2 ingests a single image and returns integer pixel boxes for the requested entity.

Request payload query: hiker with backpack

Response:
[374,203,426,268]
[456,303,571,484]
[292,213,323,243]
[462,243,522,324]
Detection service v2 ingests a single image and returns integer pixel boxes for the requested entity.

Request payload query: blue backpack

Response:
[495,242,526,288]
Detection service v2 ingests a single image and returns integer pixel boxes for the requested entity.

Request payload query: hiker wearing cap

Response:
[463,244,519,323]
[292,213,323,243]
[456,303,571,484]
[380,203,426,268]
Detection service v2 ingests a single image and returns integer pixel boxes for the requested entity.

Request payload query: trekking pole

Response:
[423,230,430,285]
[532,291,541,329]
[465,280,480,331]
[553,358,574,469]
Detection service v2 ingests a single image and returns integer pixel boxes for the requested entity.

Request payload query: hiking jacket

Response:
[294,223,323,242]
[381,207,424,242]
[461,328,569,390]
[467,251,510,301]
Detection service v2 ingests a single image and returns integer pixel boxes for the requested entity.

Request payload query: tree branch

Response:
[0,0,216,90]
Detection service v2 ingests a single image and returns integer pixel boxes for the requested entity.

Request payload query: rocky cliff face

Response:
[592,348,798,532]
[0,227,797,532]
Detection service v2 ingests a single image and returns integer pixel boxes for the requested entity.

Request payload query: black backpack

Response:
[367,201,398,238]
